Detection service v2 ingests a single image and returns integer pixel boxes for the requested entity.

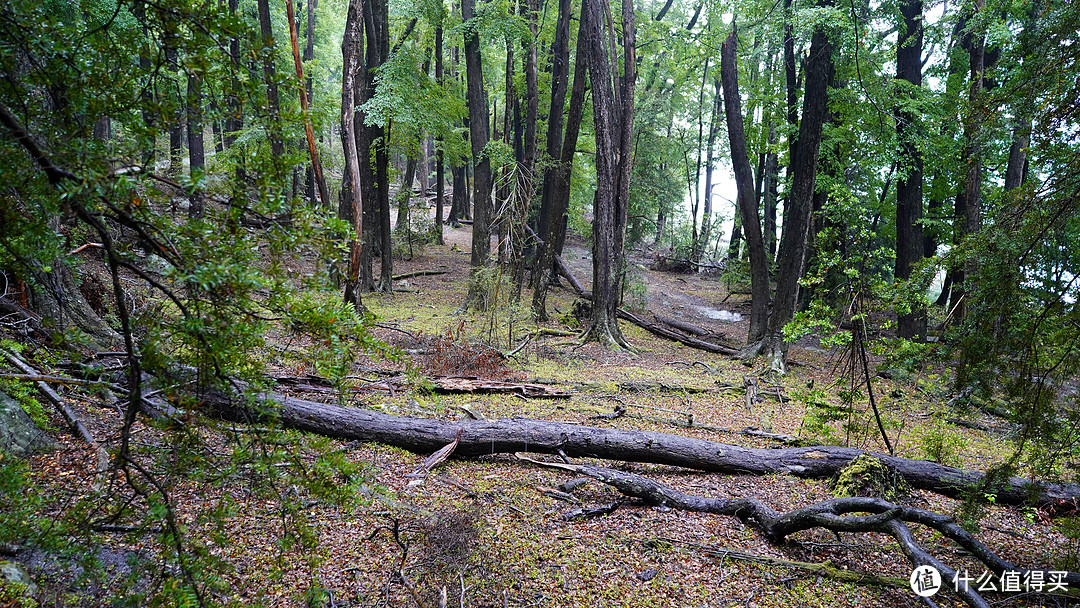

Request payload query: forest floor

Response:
[10,212,1080,608]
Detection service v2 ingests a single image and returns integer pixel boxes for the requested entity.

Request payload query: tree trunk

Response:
[462,0,493,309]
[257,0,285,159]
[395,155,418,232]
[720,26,769,348]
[949,0,987,323]
[760,24,834,372]
[895,0,926,341]
[434,20,446,244]
[186,73,205,218]
[581,0,635,348]
[202,388,1080,509]
[286,0,331,209]
[532,0,588,320]
[303,0,317,203]
[694,78,721,264]
[763,127,779,260]
[341,0,365,311]
[533,0,572,277]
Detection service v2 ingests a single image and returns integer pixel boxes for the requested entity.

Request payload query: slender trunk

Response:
[532,0,573,297]
[287,0,331,208]
[581,0,635,348]
[763,126,779,259]
[532,1,589,319]
[434,20,446,243]
[341,0,365,311]
[395,155,418,232]
[258,0,285,158]
[303,0,317,203]
[721,25,770,346]
[186,73,205,218]
[695,78,721,263]
[949,0,986,323]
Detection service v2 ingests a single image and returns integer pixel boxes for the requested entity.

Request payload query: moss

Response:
[831,454,911,503]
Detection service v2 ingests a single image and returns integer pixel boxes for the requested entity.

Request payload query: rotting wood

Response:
[199,387,1080,508]
[652,314,716,339]
[617,308,741,356]
[430,377,570,398]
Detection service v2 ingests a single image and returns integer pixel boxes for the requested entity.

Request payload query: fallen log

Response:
[617,309,741,356]
[429,377,570,399]
[199,388,1080,508]
[651,314,713,338]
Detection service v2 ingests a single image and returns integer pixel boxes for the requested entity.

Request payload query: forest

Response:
[0,0,1079,604]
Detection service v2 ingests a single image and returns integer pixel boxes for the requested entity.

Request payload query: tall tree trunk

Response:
[186,74,205,218]
[760,23,834,372]
[721,25,770,347]
[463,0,494,309]
[949,0,986,323]
[258,0,285,158]
[434,19,446,244]
[694,78,721,263]
[581,0,635,348]
[341,0,365,311]
[532,3,590,319]
[286,0,331,209]
[303,0,317,203]
[895,0,926,340]
[763,126,779,260]
[530,0,575,316]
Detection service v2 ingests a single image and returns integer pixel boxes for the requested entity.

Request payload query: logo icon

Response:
[910,565,942,597]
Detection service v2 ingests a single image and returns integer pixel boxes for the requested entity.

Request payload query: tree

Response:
[341,0,365,311]
[720,24,770,347]
[894,0,926,340]
[580,0,635,348]
[463,0,494,308]
[757,17,835,372]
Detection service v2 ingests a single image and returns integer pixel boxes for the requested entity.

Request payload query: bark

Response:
[763,129,779,260]
[720,25,770,347]
[949,0,987,322]
[286,0,331,209]
[1004,119,1030,192]
[201,388,1080,509]
[693,79,721,264]
[257,0,285,158]
[581,0,635,348]
[532,0,589,320]
[341,0,365,311]
[434,20,445,244]
[759,24,834,372]
[895,0,926,340]
[303,0,317,202]
[462,0,493,308]
[395,155,418,232]
[186,73,205,218]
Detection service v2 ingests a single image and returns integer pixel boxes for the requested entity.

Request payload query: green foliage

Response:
[919,421,967,467]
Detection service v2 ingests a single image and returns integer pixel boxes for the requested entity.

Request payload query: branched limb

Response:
[521,459,1080,608]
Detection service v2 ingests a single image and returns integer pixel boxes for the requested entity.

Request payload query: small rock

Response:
[635,568,658,582]
[0,391,56,457]
[0,560,39,596]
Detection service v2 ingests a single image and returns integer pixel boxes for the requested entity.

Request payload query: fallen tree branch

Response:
[531,461,1080,608]
[198,388,1080,508]
[392,270,448,281]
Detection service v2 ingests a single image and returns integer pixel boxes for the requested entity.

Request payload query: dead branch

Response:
[535,461,1080,608]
